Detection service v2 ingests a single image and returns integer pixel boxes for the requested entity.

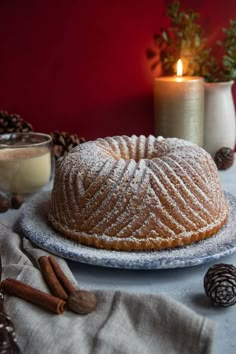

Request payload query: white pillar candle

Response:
[154,75,204,146]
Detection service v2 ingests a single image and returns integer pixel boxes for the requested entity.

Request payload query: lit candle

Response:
[154,59,204,146]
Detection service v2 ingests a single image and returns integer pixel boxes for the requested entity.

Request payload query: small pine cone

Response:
[0,110,33,134]
[50,131,85,159]
[214,147,234,170]
[0,294,22,353]
[204,263,236,307]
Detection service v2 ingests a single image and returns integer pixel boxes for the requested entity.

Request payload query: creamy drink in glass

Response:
[0,133,53,194]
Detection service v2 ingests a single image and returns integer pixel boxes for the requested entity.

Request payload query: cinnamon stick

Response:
[1,278,66,314]
[38,256,68,300]
[48,256,76,295]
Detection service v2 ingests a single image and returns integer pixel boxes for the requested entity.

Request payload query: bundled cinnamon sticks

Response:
[0,256,97,315]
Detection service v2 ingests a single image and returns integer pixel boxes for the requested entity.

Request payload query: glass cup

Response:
[0,132,53,195]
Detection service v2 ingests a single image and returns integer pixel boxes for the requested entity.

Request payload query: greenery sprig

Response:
[220,20,236,81]
[147,1,236,82]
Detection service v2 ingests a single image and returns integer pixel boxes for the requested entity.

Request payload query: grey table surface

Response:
[1,155,236,354]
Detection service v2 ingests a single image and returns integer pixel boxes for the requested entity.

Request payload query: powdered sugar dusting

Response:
[48,135,228,251]
[18,191,236,269]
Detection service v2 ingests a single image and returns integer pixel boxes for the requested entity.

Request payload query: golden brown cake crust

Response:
[48,135,229,251]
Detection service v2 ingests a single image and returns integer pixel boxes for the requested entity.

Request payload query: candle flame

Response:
[177,59,183,77]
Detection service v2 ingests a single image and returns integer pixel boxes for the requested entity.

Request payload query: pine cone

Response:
[0,294,22,353]
[204,263,236,307]
[214,147,234,170]
[0,111,33,134]
[50,131,85,159]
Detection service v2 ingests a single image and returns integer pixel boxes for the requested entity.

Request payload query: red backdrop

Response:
[0,0,236,142]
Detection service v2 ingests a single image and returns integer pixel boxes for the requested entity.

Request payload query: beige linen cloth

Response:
[0,224,215,354]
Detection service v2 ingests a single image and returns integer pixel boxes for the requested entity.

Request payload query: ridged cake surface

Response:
[48,135,229,251]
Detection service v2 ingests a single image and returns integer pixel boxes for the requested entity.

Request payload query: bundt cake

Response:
[48,135,229,251]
